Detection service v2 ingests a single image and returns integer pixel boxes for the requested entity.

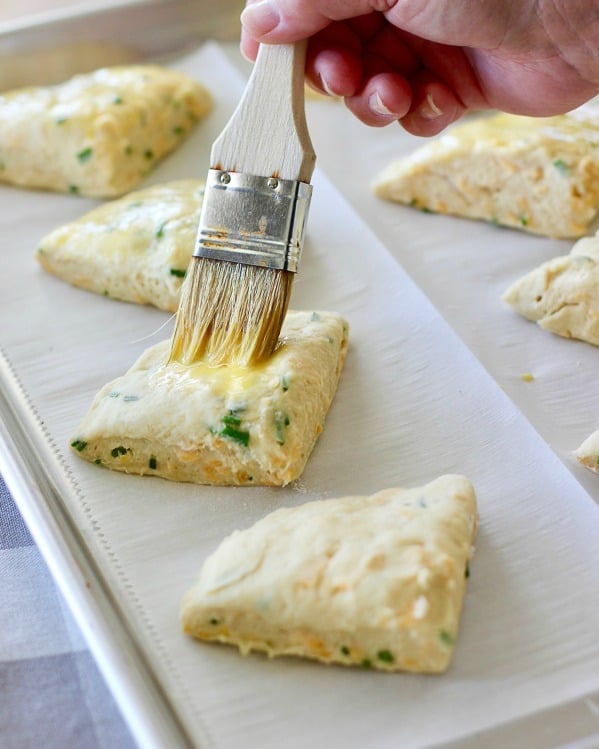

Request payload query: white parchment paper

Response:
[0,42,598,749]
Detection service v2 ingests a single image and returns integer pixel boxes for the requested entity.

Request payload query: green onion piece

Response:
[144,149,154,160]
[124,145,133,155]
[439,630,455,646]
[77,147,93,163]
[209,617,220,625]
[361,659,372,669]
[155,220,167,238]
[71,439,87,452]
[55,117,68,125]
[377,650,394,663]
[113,96,123,105]
[340,645,350,656]
[553,158,569,175]
[149,456,157,470]
[465,561,470,578]
[220,425,250,446]
[172,125,185,136]
[519,215,528,226]
[274,410,290,445]
[223,412,242,428]
[170,268,186,278]
[94,458,102,465]
[280,374,290,391]
[68,184,79,194]
[110,445,128,458]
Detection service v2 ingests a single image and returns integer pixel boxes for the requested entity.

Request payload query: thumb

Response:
[240,0,383,41]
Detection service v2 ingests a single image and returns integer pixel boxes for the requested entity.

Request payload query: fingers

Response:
[345,72,413,126]
[400,79,465,136]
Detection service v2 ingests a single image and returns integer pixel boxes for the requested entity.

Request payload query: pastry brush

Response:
[170,42,316,367]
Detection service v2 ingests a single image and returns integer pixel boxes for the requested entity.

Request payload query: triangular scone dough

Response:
[0,65,211,197]
[372,112,599,238]
[502,230,599,345]
[37,180,203,311]
[575,429,599,473]
[181,475,478,673]
[70,310,349,486]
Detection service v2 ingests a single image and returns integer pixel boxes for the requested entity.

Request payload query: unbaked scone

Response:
[372,112,599,238]
[37,180,203,311]
[502,230,599,345]
[181,474,478,673]
[70,310,349,486]
[575,429,599,473]
[0,65,211,197]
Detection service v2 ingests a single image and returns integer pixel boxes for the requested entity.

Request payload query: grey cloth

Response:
[0,476,136,749]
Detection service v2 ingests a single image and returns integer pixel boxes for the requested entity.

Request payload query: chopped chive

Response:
[209,617,220,625]
[123,395,139,402]
[76,147,93,163]
[439,630,455,646]
[94,458,102,465]
[553,158,569,175]
[149,456,157,470]
[144,149,154,160]
[172,125,185,136]
[155,220,167,238]
[223,411,242,428]
[103,290,109,297]
[377,650,394,663]
[340,645,350,656]
[310,312,321,322]
[55,117,68,125]
[361,659,372,669]
[519,214,528,226]
[110,445,128,458]
[464,561,470,578]
[68,184,79,194]
[113,96,123,105]
[280,374,290,391]
[421,206,433,213]
[170,268,186,278]
[220,425,250,446]
[71,439,87,452]
[274,410,290,445]
[124,145,133,155]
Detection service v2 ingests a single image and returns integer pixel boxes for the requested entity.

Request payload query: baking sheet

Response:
[0,41,598,749]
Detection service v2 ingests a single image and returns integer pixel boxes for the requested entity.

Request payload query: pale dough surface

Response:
[37,179,203,311]
[0,65,211,197]
[181,474,478,673]
[71,310,349,486]
[372,112,599,238]
[502,230,599,345]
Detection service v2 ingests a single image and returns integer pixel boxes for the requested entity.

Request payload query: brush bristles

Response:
[169,257,293,367]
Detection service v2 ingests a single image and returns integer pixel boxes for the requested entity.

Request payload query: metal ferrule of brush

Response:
[194,169,313,272]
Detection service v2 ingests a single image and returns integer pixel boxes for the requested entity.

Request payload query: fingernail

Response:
[319,74,336,97]
[369,91,396,117]
[240,1,280,35]
[419,92,443,119]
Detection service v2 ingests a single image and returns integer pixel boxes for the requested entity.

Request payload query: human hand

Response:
[240,0,599,136]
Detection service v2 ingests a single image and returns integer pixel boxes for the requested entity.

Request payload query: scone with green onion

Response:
[37,180,204,311]
[373,111,599,238]
[502,230,599,345]
[70,310,349,486]
[181,475,478,672]
[0,65,211,197]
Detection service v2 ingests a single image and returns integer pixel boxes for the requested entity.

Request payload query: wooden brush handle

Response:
[210,42,316,183]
